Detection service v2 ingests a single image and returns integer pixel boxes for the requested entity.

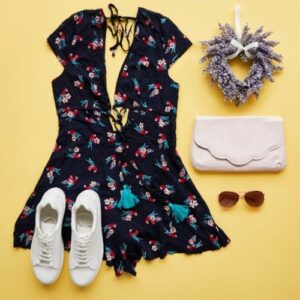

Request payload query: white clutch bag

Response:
[191,116,287,172]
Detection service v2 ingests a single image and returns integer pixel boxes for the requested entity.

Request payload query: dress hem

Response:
[13,235,231,277]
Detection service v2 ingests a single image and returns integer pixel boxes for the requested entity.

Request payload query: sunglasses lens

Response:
[218,192,239,208]
[244,191,264,207]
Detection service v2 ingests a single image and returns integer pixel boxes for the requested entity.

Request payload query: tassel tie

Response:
[117,184,190,224]
[168,202,190,224]
[117,184,140,209]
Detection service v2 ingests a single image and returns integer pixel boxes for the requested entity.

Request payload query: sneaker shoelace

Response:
[35,233,55,268]
[74,233,92,268]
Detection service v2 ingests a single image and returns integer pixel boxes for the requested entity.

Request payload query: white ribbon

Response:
[227,39,259,60]
[227,4,258,60]
[235,4,242,41]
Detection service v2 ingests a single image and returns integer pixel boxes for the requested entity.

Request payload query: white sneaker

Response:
[69,189,103,287]
[31,187,66,285]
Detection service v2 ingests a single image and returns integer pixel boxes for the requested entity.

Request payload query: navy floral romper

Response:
[13,7,231,276]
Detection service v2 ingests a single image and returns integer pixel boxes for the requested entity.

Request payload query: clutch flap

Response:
[193,116,284,166]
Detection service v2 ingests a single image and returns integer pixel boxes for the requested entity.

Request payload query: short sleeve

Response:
[46,13,75,66]
[159,15,192,68]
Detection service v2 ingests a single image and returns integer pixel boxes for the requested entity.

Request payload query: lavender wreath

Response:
[200,5,283,105]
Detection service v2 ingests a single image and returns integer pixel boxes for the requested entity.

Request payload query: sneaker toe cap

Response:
[33,266,59,285]
[70,268,96,287]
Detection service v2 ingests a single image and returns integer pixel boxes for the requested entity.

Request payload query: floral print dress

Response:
[13,7,231,276]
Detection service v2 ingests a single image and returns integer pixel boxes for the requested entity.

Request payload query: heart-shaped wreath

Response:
[200,5,283,105]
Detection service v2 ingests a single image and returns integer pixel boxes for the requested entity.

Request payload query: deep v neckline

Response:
[100,7,141,110]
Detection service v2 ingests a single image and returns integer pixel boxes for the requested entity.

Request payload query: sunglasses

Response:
[218,191,264,208]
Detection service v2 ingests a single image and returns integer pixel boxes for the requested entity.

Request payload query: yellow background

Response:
[1,0,299,299]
